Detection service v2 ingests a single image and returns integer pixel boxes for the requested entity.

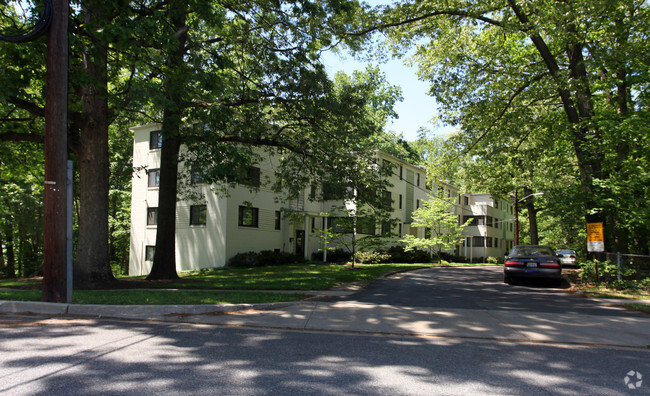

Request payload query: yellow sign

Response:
[587,222,604,252]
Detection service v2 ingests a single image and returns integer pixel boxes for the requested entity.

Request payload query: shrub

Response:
[227,252,261,268]
[313,248,353,263]
[227,250,303,268]
[385,246,431,263]
[486,256,500,264]
[256,250,303,266]
[354,251,391,264]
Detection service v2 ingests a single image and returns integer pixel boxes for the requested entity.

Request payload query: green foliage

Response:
[313,248,352,263]
[353,250,391,264]
[370,0,650,254]
[383,245,431,264]
[226,250,304,268]
[401,195,470,257]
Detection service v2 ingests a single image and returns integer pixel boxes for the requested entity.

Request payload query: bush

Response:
[486,256,500,264]
[313,249,353,263]
[227,252,261,268]
[227,250,303,268]
[354,251,391,264]
[384,246,431,263]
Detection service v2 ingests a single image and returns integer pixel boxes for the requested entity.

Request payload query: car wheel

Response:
[504,275,511,284]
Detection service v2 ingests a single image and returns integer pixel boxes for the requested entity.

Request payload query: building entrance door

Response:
[295,230,305,257]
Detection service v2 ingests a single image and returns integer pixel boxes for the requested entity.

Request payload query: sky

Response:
[320,1,458,142]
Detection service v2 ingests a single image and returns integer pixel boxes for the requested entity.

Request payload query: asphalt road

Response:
[1,266,649,395]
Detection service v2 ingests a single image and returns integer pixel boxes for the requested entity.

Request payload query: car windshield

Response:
[511,246,556,257]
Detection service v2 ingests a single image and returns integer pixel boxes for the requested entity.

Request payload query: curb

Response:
[0,299,301,321]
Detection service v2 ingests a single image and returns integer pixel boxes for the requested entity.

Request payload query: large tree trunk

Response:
[3,224,16,278]
[147,0,187,280]
[523,187,539,245]
[73,0,115,288]
[147,130,182,280]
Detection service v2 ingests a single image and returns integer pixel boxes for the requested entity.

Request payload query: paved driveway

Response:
[350,266,629,315]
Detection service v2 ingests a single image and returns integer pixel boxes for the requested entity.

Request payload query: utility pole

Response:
[42,0,69,302]
[513,190,519,246]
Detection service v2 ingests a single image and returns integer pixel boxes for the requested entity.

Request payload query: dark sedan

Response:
[504,245,562,286]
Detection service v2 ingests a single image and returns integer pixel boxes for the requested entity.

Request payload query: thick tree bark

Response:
[147,0,187,280]
[523,187,539,245]
[73,0,115,288]
[147,130,182,280]
[3,224,16,278]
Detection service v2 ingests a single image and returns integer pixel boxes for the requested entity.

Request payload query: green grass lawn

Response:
[0,263,442,304]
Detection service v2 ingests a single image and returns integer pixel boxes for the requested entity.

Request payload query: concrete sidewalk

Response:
[2,292,650,348]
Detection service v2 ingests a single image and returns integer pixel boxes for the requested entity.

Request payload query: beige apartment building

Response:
[129,124,515,275]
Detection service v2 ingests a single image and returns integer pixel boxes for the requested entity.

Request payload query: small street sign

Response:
[587,222,605,252]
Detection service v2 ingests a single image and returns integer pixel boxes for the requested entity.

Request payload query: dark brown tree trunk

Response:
[147,130,182,280]
[3,224,16,278]
[73,0,115,288]
[147,0,187,280]
[523,187,539,245]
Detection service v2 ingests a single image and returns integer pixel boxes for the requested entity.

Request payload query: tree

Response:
[356,0,650,254]
[0,0,145,288]
[140,1,399,280]
[401,194,470,260]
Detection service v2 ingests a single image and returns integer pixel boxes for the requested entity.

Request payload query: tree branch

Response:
[350,9,503,37]
[0,131,44,143]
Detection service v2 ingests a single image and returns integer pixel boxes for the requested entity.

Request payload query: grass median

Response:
[0,263,442,305]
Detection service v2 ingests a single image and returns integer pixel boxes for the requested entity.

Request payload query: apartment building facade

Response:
[129,123,515,275]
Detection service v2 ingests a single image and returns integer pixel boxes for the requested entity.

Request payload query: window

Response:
[381,222,392,235]
[239,166,261,187]
[327,217,345,232]
[148,169,160,187]
[486,216,493,227]
[275,211,281,230]
[382,190,392,209]
[190,205,207,226]
[417,173,420,186]
[486,237,493,247]
[147,207,158,226]
[322,180,346,201]
[416,199,420,209]
[191,167,205,184]
[463,216,485,227]
[399,194,403,209]
[494,201,499,209]
[509,222,513,232]
[357,219,376,235]
[149,130,162,149]
[464,196,469,205]
[238,206,259,227]
[145,245,155,261]
[473,236,485,247]
[399,165,403,180]
[398,223,402,235]
[381,159,392,175]
[425,228,431,239]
